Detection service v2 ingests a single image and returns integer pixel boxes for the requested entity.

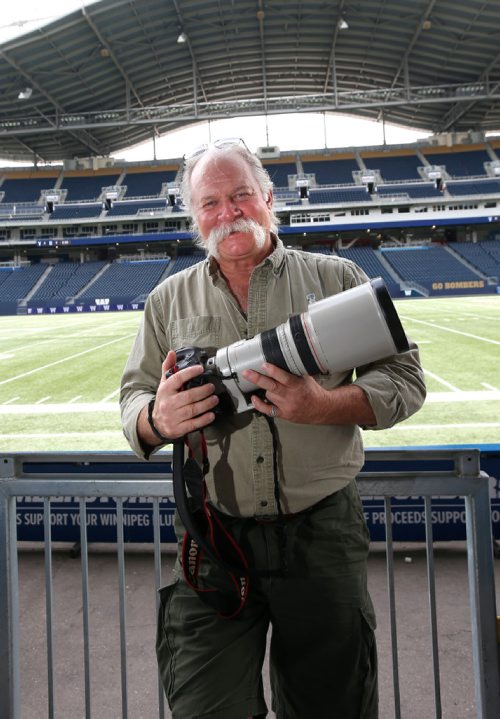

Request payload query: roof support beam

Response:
[171,0,209,106]
[377,0,437,119]
[3,81,500,139]
[256,0,268,111]
[0,50,104,156]
[81,6,145,109]
[322,0,346,96]
[440,49,500,131]
[14,136,45,163]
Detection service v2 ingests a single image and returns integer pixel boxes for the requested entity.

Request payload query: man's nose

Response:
[218,198,242,220]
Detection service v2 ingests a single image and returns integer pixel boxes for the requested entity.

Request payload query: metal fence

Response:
[1,448,499,718]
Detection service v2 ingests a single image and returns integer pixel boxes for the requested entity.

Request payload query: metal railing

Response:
[1,448,499,719]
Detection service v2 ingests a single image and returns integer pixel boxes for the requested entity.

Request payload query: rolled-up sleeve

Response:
[354,338,426,430]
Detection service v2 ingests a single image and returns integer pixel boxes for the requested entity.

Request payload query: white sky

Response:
[1,0,431,164]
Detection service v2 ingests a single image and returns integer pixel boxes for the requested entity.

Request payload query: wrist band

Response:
[147,398,170,443]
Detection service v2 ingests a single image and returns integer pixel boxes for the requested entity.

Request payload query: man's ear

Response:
[266,189,273,208]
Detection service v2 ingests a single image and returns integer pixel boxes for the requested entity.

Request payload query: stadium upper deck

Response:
[1,139,500,281]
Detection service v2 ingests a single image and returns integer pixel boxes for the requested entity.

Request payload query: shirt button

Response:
[256,456,264,464]
[260,500,268,507]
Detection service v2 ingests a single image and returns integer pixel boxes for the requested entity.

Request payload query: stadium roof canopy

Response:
[1,0,500,163]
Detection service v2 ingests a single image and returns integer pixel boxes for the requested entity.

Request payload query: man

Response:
[120,140,426,718]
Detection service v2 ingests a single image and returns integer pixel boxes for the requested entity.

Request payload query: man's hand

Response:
[242,363,329,424]
[242,362,376,427]
[139,350,219,446]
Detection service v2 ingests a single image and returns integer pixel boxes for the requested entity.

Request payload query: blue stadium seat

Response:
[122,169,178,197]
[61,174,120,201]
[78,259,170,302]
[0,265,47,301]
[381,246,482,286]
[49,204,103,220]
[377,183,442,199]
[363,154,421,182]
[0,177,57,203]
[262,162,297,187]
[168,255,205,275]
[446,179,500,196]
[27,261,106,304]
[301,157,359,185]
[421,149,489,178]
[452,242,500,277]
[308,187,371,204]
[106,199,167,217]
[0,203,44,220]
[336,247,401,289]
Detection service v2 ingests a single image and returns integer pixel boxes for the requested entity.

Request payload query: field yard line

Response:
[459,312,500,322]
[391,422,500,430]
[425,390,500,401]
[401,316,500,345]
[0,403,118,414]
[101,388,120,402]
[0,431,124,438]
[0,322,136,354]
[0,325,87,343]
[423,368,461,392]
[0,342,44,356]
[0,333,136,387]
[1,389,500,414]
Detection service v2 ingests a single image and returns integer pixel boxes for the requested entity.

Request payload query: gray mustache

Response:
[209,219,262,244]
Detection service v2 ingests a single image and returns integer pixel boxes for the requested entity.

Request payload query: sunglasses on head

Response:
[184,137,249,163]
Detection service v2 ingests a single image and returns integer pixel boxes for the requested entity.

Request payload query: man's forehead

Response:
[192,152,254,187]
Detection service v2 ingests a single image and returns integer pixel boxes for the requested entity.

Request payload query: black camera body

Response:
[172,346,213,383]
[169,346,241,415]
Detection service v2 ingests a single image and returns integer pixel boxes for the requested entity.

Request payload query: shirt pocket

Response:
[170,315,222,352]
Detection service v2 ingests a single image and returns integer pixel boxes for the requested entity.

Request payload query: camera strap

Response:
[169,361,287,618]
[173,434,251,619]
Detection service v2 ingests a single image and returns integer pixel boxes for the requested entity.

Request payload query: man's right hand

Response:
[139,350,219,446]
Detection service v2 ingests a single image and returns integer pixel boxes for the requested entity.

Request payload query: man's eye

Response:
[234,191,252,202]
[202,200,217,209]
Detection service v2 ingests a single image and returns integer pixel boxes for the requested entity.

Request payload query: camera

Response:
[171,278,409,414]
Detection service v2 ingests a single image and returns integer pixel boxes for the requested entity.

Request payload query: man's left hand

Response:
[242,363,377,427]
[242,363,327,424]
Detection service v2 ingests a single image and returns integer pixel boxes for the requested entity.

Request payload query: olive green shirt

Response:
[120,237,426,517]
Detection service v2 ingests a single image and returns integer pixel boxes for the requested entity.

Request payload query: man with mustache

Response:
[120,140,426,718]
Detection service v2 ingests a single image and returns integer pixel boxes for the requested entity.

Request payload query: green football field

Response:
[0,294,499,452]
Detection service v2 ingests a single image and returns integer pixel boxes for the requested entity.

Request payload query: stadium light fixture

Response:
[18,87,33,100]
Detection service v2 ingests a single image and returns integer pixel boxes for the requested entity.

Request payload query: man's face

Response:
[190,151,273,263]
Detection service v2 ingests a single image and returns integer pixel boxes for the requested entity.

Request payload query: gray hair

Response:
[181,142,279,237]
